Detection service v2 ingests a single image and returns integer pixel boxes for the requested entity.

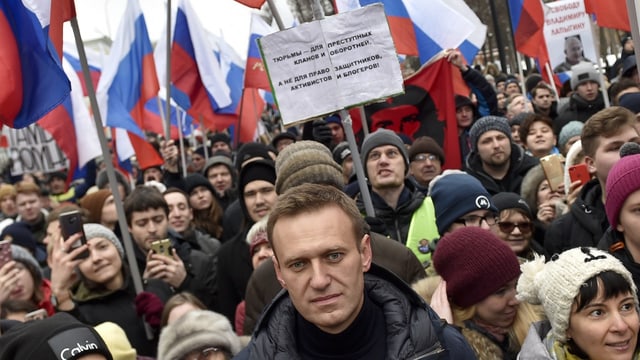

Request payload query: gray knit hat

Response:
[83,223,124,259]
[570,62,600,90]
[202,154,234,176]
[11,245,42,281]
[558,121,583,150]
[469,116,512,152]
[275,140,344,194]
[517,247,637,343]
[157,310,242,360]
[360,129,409,176]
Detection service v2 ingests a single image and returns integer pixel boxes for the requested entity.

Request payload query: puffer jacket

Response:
[544,179,607,257]
[553,92,605,134]
[355,181,425,245]
[235,264,475,360]
[464,144,539,195]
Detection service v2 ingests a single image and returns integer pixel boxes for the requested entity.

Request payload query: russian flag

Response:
[96,0,163,170]
[0,0,70,128]
[235,0,265,9]
[170,0,232,130]
[584,0,630,32]
[445,0,487,64]
[245,12,276,91]
[63,42,102,96]
[335,0,478,65]
[143,95,193,138]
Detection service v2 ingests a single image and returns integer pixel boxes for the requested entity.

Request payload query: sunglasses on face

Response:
[497,221,533,234]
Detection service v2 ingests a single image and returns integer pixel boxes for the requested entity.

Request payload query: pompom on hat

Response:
[517,247,637,342]
[433,227,520,308]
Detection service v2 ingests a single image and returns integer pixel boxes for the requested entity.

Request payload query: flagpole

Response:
[164,0,172,140]
[69,17,153,339]
[178,110,188,177]
[236,88,245,147]
[358,106,369,136]
[544,62,560,103]
[516,52,526,95]
[266,0,285,31]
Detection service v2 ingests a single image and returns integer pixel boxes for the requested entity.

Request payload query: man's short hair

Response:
[15,181,40,197]
[531,82,554,98]
[124,186,169,225]
[582,107,637,158]
[266,184,367,256]
[163,187,191,208]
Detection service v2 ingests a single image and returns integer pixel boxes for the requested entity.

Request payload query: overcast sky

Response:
[63,0,254,60]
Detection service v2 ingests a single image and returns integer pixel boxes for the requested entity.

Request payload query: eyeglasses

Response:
[368,148,400,161]
[453,214,498,227]
[412,154,439,163]
[183,347,230,360]
[497,221,533,234]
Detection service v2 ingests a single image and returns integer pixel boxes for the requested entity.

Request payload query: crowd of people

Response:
[1,39,640,359]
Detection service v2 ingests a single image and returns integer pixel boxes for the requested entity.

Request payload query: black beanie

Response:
[235,142,273,171]
[454,94,474,110]
[239,160,276,195]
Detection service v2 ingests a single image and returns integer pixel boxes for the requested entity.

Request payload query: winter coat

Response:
[461,66,498,117]
[598,227,640,298]
[216,228,252,327]
[355,181,426,245]
[464,144,539,195]
[553,92,605,135]
[241,232,427,335]
[544,179,607,256]
[235,264,476,360]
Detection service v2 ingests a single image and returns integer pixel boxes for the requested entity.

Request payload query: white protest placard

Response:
[4,125,69,176]
[544,0,598,73]
[258,4,404,125]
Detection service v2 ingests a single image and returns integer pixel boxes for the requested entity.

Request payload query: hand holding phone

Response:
[0,240,11,269]
[568,163,590,186]
[24,308,48,321]
[150,239,172,258]
[540,154,565,192]
[59,210,89,260]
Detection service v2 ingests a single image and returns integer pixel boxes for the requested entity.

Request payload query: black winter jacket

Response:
[553,92,605,134]
[235,264,476,360]
[544,179,608,256]
[464,144,539,195]
[598,228,640,297]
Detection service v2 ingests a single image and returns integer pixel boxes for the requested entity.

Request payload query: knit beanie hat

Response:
[469,116,511,152]
[505,76,519,89]
[324,114,342,126]
[558,121,583,150]
[202,154,234,177]
[0,312,113,360]
[79,189,112,224]
[525,74,543,95]
[509,111,533,127]
[235,142,273,171]
[157,310,242,360]
[0,184,16,200]
[193,146,206,158]
[275,140,344,194]
[83,223,124,259]
[454,94,474,110]
[429,171,497,234]
[408,136,445,164]
[94,322,136,360]
[619,92,640,114]
[210,132,231,146]
[332,142,352,165]
[517,247,637,342]
[622,55,638,78]
[491,192,533,219]
[239,159,276,197]
[433,227,520,308]
[1,222,37,253]
[570,62,600,90]
[11,245,42,282]
[270,132,297,150]
[184,173,216,197]
[360,129,409,177]
[605,148,640,229]
[246,217,269,256]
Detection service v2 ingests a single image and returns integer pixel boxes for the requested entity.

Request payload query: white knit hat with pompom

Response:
[517,247,637,342]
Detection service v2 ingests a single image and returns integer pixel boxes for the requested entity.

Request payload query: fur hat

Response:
[0,312,113,360]
[469,116,511,152]
[275,141,344,194]
[517,247,637,342]
[558,121,583,151]
[433,227,520,308]
[83,223,124,259]
[492,192,532,219]
[408,136,445,165]
[360,129,409,177]
[79,189,112,224]
[429,171,497,234]
[332,142,352,165]
[1,222,37,254]
[94,322,136,360]
[157,310,242,360]
[605,150,640,229]
[570,62,600,90]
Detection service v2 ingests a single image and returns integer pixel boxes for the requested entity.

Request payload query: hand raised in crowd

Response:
[430,278,453,324]
[143,249,187,289]
[536,201,557,225]
[565,180,583,207]
[50,233,88,310]
[0,261,20,305]
[160,139,179,173]
[445,48,468,72]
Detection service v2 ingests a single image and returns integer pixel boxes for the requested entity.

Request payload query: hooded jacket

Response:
[464,144,539,195]
[236,264,475,360]
[553,92,605,134]
[544,179,608,256]
[598,227,640,298]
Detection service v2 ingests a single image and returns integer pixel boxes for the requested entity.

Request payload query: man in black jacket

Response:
[236,183,475,359]
[545,107,640,256]
[554,62,605,134]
